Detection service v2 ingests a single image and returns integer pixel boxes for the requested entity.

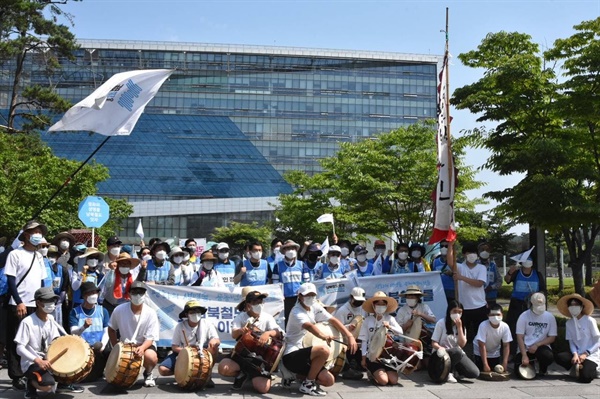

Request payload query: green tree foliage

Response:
[273,122,483,244]
[0,0,81,131]
[211,222,272,255]
[0,130,132,241]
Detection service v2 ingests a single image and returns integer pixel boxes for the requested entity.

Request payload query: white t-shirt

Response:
[232,311,282,333]
[395,303,435,326]
[566,315,600,366]
[457,262,487,310]
[431,318,464,349]
[171,319,218,348]
[14,313,66,372]
[515,310,557,352]
[358,314,403,354]
[284,302,332,355]
[5,248,47,306]
[473,320,512,358]
[332,301,366,326]
[108,302,159,345]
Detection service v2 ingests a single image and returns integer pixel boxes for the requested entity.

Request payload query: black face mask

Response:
[351,300,365,308]
[308,254,319,262]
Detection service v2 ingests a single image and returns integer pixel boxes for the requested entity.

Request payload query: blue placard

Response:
[78,196,110,228]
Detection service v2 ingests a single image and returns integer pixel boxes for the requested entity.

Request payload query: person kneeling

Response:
[473,304,512,374]
[218,290,283,393]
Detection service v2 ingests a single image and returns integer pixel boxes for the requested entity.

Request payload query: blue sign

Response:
[78,196,110,228]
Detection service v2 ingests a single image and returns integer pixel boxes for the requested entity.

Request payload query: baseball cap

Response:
[350,287,366,301]
[106,236,122,246]
[216,242,229,250]
[297,283,317,296]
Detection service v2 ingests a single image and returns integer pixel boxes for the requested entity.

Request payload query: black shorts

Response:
[365,358,396,374]
[282,347,314,376]
[231,353,268,379]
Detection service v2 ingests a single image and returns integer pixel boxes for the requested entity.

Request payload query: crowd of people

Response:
[0,220,598,398]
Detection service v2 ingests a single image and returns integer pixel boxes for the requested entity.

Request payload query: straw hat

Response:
[362,291,398,314]
[51,232,76,248]
[178,299,207,319]
[78,247,105,262]
[556,293,594,318]
[115,252,140,267]
[281,240,301,251]
[399,285,424,297]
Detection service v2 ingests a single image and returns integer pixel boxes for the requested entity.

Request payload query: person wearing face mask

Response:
[143,241,174,285]
[407,243,431,273]
[181,246,195,273]
[234,242,269,287]
[71,248,105,308]
[184,238,201,271]
[337,240,356,271]
[50,232,76,268]
[266,238,283,275]
[218,289,283,392]
[555,294,600,383]
[190,251,225,287]
[283,283,358,395]
[318,245,351,280]
[473,304,512,373]
[432,239,455,301]
[271,240,308,326]
[358,291,403,386]
[396,285,436,342]
[69,282,110,382]
[159,299,220,387]
[214,242,237,288]
[477,242,502,307]
[449,241,488,348]
[332,287,367,380]
[353,245,374,277]
[390,242,411,274]
[101,253,144,315]
[514,292,557,378]
[301,243,324,282]
[15,287,86,397]
[108,281,160,388]
[370,240,391,274]
[168,247,192,286]
[104,236,123,274]
[430,300,479,383]
[41,244,69,327]
[4,220,49,391]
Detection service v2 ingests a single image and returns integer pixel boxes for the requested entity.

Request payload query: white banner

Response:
[313,272,448,321]
[144,284,284,348]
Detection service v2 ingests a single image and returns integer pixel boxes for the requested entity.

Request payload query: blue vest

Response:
[44,261,65,295]
[73,271,102,305]
[355,261,374,277]
[146,259,172,283]
[320,263,349,280]
[340,257,356,271]
[215,260,236,287]
[369,256,391,274]
[390,260,411,274]
[484,261,499,299]
[240,259,268,286]
[512,269,540,301]
[407,261,427,273]
[302,262,322,282]
[273,260,305,297]
[73,305,105,344]
[433,257,454,293]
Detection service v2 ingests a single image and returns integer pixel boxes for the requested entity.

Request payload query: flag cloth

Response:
[510,246,535,263]
[135,218,144,239]
[317,213,334,224]
[429,54,457,245]
[320,237,330,256]
[49,69,173,136]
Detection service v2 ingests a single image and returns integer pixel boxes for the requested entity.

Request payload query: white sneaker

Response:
[446,373,457,383]
[437,347,447,358]
[144,373,156,387]
[299,379,326,396]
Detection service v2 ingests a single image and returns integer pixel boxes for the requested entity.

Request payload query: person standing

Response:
[234,241,269,287]
[215,242,237,288]
[478,242,502,306]
[271,240,307,325]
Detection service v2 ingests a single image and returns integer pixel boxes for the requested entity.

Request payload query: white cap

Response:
[297,283,317,296]
[216,242,229,250]
[530,292,546,306]
[328,245,341,254]
[350,287,366,301]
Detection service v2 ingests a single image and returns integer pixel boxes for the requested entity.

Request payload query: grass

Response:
[546,277,574,289]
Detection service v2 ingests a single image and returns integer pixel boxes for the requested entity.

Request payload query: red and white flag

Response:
[429,54,457,244]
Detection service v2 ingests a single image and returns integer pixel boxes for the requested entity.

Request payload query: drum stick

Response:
[48,348,68,364]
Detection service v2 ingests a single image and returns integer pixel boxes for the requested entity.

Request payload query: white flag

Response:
[49,69,173,136]
[510,246,535,263]
[372,255,383,275]
[317,213,334,224]
[320,237,330,256]
[135,218,144,239]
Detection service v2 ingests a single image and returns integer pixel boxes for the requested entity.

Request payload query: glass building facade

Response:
[0,39,440,241]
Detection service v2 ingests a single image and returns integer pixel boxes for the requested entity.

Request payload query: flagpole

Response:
[31,135,112,220]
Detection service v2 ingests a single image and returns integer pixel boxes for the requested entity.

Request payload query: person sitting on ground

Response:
[332,287,367,380]
[473,304,512,374]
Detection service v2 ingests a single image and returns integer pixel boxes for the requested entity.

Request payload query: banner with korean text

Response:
[144,283,284,348]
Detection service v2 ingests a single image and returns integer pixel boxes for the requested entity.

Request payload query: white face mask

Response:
[488,315,502,325]
[406,298,418,307]
[375,248,384,256]
[87,259,99,267]
[251,304,264,314]
[109,247,121,256]
[38,247,48,257]
[285,250,297,260]
[523,260,533,268]
[568,305,582,317]
[329,256,340,265]
[142,254,152,261]
[398,251,408,260]
[86,294,98,305]
[119,267,130,275]
[43,303,56,313]
[130,294,145,306]
[173,256,183,264]
[411,250,421,258]
[203,262,214,270]
[302,296,316,307]
[466,253,478,264]
[251,251,262,260]
[188,313,201,323]
[450,312,462,321]
[375,305,387,315]
[531,304,545,315]
[59,240,70,250]
[341,247,350,256]
[440,247,448,256]
[218,252,229,260]
[155,250,167,260]
[356,254,367,263]
[183,254,190,262]
[479,251,490,260]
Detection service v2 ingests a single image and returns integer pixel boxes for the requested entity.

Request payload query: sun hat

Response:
[362,291,398,314]
[556,293,594,317]
[178,299,207,319]
[400,285,424,296]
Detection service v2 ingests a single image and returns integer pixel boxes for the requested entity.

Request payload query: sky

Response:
[61,0,600,234]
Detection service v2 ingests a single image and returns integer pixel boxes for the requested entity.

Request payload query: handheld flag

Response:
[320,237,330,256]
[49,69,173,136]
[510,246,535,264]
[317,213,334,224]
[135,219,144,240]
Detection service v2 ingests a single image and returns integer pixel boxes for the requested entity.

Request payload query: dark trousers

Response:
[474,355,502,371]
[556,352,598,383]
[462,305,488,348]
[7,305,36,380]
[283,296,297,328]
[506,298,528,353]
[514,346,554,375]
[447,347,480,378]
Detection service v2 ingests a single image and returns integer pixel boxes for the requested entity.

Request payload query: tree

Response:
[1,0,81,131]
[211,222,273,256]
